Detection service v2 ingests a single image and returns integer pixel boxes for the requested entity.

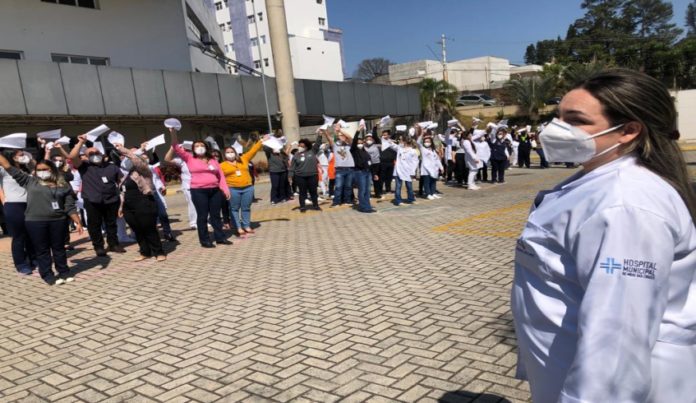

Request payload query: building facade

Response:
[387,57,542,92]
[215,0,345,81]
[0,0,227,74]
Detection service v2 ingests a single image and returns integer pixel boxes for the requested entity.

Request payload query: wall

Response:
[675,89,696,142]
[289,36,343,82]
[0,0,194,72]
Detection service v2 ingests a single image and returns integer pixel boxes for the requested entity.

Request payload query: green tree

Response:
[505,77,556,122]
[419,78,458,122]
[687,0,696,36]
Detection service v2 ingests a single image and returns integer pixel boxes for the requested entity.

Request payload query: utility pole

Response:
[250,0,273,135]
[439,34,450,82]
[266,0,301,142]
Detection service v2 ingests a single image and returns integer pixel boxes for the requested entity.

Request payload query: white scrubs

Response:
[512,155,696,403]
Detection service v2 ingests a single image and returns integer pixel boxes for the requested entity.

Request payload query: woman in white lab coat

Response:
[512,69,696,403]
[461,131,481,190]
[387,135,419,206]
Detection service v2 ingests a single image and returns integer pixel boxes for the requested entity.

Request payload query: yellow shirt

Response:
[220,141,263,188]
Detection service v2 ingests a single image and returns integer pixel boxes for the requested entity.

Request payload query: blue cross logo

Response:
[599,258,622,274]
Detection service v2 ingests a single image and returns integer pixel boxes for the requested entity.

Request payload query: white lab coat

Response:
[461,139,481,170]
[417,141,443,178]
[475,140,490,165]
[388,142,419,181]
[512,155,696,403]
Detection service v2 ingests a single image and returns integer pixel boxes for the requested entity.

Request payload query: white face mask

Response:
[225,153,236,160]
[36,171,52,181]
[366,141,374,146]
[539,118,624,163]
[298,147,306,153]
[89,155,103,164]
[16,155,30,164]
[424,142,432,147]
[194,147,206,156]
[53,160,63,168]
[357,144,364,149]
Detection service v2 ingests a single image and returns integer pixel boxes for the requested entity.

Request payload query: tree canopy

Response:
[523,0,696,89]
[353,58,393,82]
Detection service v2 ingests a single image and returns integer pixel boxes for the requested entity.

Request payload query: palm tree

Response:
[419,78,459,122]
[505,76,556,122]
[562,62,607,91]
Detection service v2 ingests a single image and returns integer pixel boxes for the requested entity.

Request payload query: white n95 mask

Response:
[539,118,624,163]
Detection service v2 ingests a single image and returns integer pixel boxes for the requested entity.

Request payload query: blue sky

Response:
[327,0,694,77]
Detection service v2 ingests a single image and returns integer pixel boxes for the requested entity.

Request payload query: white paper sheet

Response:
[204,136,220,151]
[380,115,391,126]
[164,118,182,131]
[107,131,125,146]
[262,137,284,152]
[37,129,62,140]
[182,141,193,150]
[85,124,110,142]
[418,121,432,129]
[55,136,71,145]
[396,125,407,132]
[322,114,335,127]
[145,134,166,151]
[0,133,27,149]
[93,141,105,155]
[232,140,243,154]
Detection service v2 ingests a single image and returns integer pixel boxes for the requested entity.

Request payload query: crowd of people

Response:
[0,116,548,285]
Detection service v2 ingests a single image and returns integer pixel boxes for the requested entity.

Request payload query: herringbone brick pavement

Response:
[3,155,689,403]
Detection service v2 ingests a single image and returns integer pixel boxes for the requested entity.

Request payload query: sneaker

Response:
[470,185,481,190]
[317,197,325,202]
[427,195,435,200]
[433,194,442,199]
[54,278,66,285]
[293,192,299,196]
[61,274,75,283]
[95,247,107,257]
[305,199,312,204]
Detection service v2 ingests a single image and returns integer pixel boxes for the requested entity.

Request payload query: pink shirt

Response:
[173,143,229,197]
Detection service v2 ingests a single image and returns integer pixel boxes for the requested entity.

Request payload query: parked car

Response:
[545,97,562,105]
[456,94,498,107]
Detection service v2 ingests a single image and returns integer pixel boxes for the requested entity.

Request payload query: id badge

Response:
[51,201,60,210]
[208,165,215,171]
[235,170,242,177]
[101,176,108,184]
[300,157,306,162]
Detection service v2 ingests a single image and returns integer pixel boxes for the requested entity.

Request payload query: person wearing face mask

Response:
[69,135,124,257]
[263,135,291,205]
[168,128,231,248]
[41,141,77,250]
[474,131,491,184]
[221,135,265,235]
[0,149,36,274]
[363,133,382,200]
[290,135,323,212]
[324,124,356,208]
[0,154,83,285]
[349,127,375,213]
[517,129,532,168]
[164,141,197,230]
[417,132,444,200]
[461,130,481,190]
[317,142,330,198]
[489,129,510,184]
[385,134,418,206]
[378,129,396,194]
[512,69,696,403]
[114,144,166,262]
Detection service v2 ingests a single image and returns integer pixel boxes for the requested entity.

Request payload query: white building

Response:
[0,0,227,74]
[214,0,345,81]
[387,57,542,92]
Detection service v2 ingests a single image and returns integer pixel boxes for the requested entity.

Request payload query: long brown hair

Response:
[575,68,696,224]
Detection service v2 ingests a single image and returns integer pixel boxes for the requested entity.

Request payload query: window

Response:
[260,35,266,44]
[215,1,223,10]
[219,23,225,31]
[264,58,269,67]
[51,53,109,66]
[247,15,255,24]
[41,0,97,9]
[250,38,258,46]
[257,12,263,21]
[318,17,326,26]
[0,50,23,60]
[316,0,323,3]
[254,60,261,69]
[226,22,231,31]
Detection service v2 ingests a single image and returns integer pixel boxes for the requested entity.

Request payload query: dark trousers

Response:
[83,200,120,250]
[25,219,69,283]
[370,163,382,197]
[4,202,34,272]
[477,162,489,182]
[154,195,172,237]
[329,178,335,197]
[379,161,394,193]
[190,188,226,244]
[518,148,531,168]
[536,149,549,168]
[423,175,436,196]
[491,159,507,182]
[296,175,319,209]
[455,156,468,185]
[123,195,163,257]
[270,171,289,203]
[446,160,456,181]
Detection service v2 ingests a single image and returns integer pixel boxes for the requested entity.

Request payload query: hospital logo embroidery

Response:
[599,258,622,274]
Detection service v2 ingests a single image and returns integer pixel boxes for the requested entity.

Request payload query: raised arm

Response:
[242,136,266,163]
[69,135,87,168]
[323,130,334,147]
[313,132,323,152]
[164,143,176,162]
[115,144,151,178]
[0,153,11,170]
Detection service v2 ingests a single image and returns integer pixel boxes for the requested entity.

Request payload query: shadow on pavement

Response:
[69,255,112,274]
[439,391,513,403]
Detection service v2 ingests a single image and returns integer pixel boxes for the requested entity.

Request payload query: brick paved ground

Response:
[1,152,694,403]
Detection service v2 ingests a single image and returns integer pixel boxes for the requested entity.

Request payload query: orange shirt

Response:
[220,141,263,188]
[328,154,336,180]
